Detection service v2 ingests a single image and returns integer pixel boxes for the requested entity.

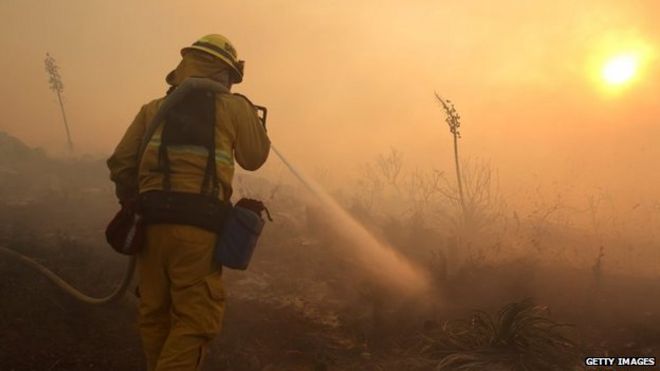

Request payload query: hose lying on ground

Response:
[0,245,136,305]
[0,78,230,305]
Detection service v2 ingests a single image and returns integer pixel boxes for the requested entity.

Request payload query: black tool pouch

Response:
[214,198,271,270]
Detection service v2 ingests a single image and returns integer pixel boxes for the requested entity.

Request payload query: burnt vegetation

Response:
[1,130,660,371]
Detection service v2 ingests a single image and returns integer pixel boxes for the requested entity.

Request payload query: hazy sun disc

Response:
[602,54,638,85]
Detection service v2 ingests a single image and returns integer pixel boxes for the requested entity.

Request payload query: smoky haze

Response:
[1,1,659,269]
[4,3,660,368]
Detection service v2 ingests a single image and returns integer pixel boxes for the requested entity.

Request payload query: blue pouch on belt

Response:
[215,198,271,270]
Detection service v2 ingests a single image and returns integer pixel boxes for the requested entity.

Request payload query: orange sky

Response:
[1,1,658,207]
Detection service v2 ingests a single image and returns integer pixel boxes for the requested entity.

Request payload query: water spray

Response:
[271,146,431,294]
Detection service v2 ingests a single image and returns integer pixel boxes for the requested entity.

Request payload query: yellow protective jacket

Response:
[107,53,270,202]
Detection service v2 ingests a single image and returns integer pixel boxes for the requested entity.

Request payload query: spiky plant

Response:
[418,299,580,371]
[44,53,73,152]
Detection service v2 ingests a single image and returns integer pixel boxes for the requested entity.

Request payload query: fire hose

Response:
[0,246,136,304]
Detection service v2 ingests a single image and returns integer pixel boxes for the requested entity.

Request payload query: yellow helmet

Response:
[182,34,245,83]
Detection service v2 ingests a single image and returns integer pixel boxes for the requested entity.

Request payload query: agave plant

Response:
[417,299,580,371]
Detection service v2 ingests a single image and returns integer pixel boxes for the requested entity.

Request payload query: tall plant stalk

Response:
[44,53,73,152]
[435,93,466,219]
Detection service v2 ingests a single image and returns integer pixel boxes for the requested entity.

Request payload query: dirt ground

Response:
[2,207,660,371]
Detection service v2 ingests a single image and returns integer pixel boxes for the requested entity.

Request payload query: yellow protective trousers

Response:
[137,224,225,371]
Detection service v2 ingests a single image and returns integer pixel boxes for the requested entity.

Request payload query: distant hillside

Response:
[0,131,112,203]
[0,131,46,166]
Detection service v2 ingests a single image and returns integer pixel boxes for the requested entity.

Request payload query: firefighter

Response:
[107,34,270,370]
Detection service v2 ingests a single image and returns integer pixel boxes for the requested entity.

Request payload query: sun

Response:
[602,54,638,85]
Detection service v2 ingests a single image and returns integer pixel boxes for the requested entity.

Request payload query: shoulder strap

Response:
[199,90,220,198]
[137,78,230,165]
[136,78,230,196]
